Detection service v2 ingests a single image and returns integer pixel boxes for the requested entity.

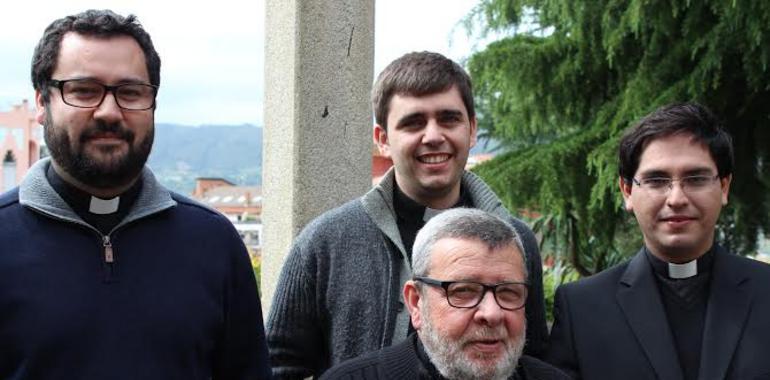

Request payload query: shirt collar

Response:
[45,163,142,229]
[393,182,471,223]
[645,246,715,279]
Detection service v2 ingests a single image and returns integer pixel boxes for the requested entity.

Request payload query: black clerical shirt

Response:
[46,164,142,236]
[646,247,715,380]
[392,183,471,262]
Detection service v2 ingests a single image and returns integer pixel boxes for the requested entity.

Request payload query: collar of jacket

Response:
[361,167,510,249]
[19,157,177,235]
[359,166,513,347]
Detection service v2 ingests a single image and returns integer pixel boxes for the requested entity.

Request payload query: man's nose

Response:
[665,180,690,208]
[93,91,124,123]
[422,119,445,145]
[473,291,504,326]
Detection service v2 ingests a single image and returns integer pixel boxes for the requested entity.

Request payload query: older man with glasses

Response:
[321,208,568,380]
[545,103,770,379]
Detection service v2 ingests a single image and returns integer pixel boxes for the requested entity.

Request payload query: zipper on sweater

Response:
[103,235,114,263]
[102,235,116,283]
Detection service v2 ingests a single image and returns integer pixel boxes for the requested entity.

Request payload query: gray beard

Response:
[419,303,525,380]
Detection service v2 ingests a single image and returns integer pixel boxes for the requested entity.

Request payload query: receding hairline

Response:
[424,236,525,276]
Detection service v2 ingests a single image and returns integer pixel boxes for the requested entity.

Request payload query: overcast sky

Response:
[0,0,484,126]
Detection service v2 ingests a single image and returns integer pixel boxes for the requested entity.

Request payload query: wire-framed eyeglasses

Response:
[413,276,528,311]
[630,174,721,195]
[49,78,158,111]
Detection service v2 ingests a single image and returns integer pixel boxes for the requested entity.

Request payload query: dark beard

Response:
[44,109,153,190]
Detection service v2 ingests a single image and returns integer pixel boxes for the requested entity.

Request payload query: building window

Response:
[3,150,17,192]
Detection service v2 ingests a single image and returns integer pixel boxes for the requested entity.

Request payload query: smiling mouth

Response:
[418,154,450,164]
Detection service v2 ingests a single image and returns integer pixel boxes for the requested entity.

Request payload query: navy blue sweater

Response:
[0,161,271,380]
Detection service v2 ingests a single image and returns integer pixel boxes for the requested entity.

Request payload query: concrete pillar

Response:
[262,0,375,312]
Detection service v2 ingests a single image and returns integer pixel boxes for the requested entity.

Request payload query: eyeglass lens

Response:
[446,282,527,309]
[61,80,155,110]
[640,175,718,192]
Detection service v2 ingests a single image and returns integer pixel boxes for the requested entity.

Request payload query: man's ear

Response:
[720,174,732,206]
[469,116,477,148]
[619,177,634,212]
[403,280,423,330]
[374,124,391,158]
[35,90,48,126]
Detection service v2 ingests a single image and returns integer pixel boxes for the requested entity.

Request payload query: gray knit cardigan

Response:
[266,169,547,379]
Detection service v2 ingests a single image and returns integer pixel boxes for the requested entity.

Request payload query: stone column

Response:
[262,0,375,312]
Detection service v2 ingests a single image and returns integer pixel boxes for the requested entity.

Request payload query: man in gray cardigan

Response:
[267,51,547,379]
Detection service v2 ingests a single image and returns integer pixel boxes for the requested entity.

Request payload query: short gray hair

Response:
[412,208,526,279]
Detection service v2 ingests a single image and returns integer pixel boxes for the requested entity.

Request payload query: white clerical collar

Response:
[89,196,120,215]
[423,207,444,223]
[668,260,698,279]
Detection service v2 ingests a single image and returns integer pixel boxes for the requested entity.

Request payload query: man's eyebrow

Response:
[683,168,715,176]
[56,76,151,85]
[55,76,98,82]
[638,167,715,178]
[436,109,465,119]
[637,170,670,178]
[113,77,153,85]
[395,112,425,127]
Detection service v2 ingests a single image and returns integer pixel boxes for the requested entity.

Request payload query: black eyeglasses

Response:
[49,78,158,110]
[414,276,528,311]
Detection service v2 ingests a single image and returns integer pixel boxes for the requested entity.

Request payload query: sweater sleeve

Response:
[266,238,325,379]
[213,223,272,380]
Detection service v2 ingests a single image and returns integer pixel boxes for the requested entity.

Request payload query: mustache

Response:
[79,122,134,142]
[460,326,508,344]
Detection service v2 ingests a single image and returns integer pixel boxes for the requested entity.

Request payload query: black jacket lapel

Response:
[698,245,752,380]
[617,249,684,380]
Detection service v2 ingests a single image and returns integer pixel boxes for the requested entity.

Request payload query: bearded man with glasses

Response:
[322,209,569,380]
[545,103,770,379]
[0,10,270,379]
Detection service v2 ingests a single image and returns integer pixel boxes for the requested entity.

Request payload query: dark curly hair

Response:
[31,9,161,102]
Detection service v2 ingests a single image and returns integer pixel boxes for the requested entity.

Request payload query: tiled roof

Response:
[201,186,261,207]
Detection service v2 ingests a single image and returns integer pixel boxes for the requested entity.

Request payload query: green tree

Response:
[465,0,770,276]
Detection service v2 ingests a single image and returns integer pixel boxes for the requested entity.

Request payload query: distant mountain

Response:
[148,123,262,195]
[470,136,503,155]
[147,123,498,195]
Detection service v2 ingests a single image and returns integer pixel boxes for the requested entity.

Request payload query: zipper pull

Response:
[103,235,114,263]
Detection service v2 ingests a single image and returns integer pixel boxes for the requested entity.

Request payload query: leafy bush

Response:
[250,251,261,299]
[543,264,580,324]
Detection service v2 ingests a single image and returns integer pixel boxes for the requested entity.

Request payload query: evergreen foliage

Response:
[465,0,770,275]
